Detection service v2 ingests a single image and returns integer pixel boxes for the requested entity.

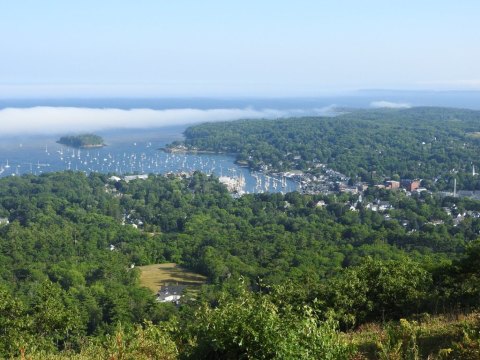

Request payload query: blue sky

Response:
[1,1,479,97]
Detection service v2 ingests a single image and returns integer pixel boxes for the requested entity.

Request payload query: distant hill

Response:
[57,133,105,148]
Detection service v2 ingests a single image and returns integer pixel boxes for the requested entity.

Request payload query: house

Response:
[124,174,149,183]
[109,176,122,182]
[0,218,9,226]
[385,180,400,190]
[366,203,379,211]
[377,201,393,211]
[428,220,445,226]
[466,211,480,218]
[156,285,187,303]
[357,183,369,192]
[341,186,359,194]
[413,187,428,194]
[453,215,465,226]
[365,201,393,212]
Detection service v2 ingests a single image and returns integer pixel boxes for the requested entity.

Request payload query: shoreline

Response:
[159,146,225,155]
[56,141,106,149]
[160,146,251,168]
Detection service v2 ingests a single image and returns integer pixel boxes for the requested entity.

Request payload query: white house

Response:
[124,174,149,183]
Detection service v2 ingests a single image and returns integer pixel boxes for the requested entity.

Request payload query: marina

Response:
[0,129,298,194]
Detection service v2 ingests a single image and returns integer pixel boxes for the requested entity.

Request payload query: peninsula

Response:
[57,134,105,148]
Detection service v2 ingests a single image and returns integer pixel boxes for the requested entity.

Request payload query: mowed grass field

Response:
[138,263,207,293]
[467,131,480,138]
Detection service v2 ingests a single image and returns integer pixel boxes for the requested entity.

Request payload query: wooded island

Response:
[57,134,105,148]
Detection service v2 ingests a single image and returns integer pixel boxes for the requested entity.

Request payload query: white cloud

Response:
[0,107,276,135]
[370,101,411,109]
[0,106,336,135]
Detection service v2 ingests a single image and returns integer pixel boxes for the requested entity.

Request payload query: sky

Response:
[1,1,479,97]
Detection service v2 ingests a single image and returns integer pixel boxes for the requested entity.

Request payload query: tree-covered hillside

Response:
[177,107,480,188]
[0,172,480,358]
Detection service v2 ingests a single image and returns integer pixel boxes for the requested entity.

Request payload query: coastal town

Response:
[103,161,480,247]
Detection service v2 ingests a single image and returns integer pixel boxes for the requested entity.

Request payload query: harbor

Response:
[0,130,299,194]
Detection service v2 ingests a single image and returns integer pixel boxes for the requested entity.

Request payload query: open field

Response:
[466,131,480,138]
[138,263,207,293]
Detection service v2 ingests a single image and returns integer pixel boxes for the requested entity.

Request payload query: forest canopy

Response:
[0,171,480,358]
[175,107,480,186]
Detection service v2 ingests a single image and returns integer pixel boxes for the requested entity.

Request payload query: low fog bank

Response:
[0,106,336,136]
[370,100,411,109]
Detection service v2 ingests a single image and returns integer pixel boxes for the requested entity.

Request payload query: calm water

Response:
[2,91,480,110]
[2,93,480,193]
[0,127,299,194]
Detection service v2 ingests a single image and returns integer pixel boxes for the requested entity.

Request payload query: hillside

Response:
[0,171,479,358]
[176,107,480,189]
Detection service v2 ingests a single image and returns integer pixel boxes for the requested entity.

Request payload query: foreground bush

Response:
[179,284,354,360]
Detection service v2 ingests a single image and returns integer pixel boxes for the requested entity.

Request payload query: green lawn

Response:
[138,263,207,293]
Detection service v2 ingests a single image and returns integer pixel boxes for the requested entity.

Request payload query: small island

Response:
[57,134,105,148]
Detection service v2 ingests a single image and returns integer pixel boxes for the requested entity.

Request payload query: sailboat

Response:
[5,160,10,169]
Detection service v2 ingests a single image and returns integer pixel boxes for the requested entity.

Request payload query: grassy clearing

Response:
[138,263,207,293]
[466,131,480,139]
